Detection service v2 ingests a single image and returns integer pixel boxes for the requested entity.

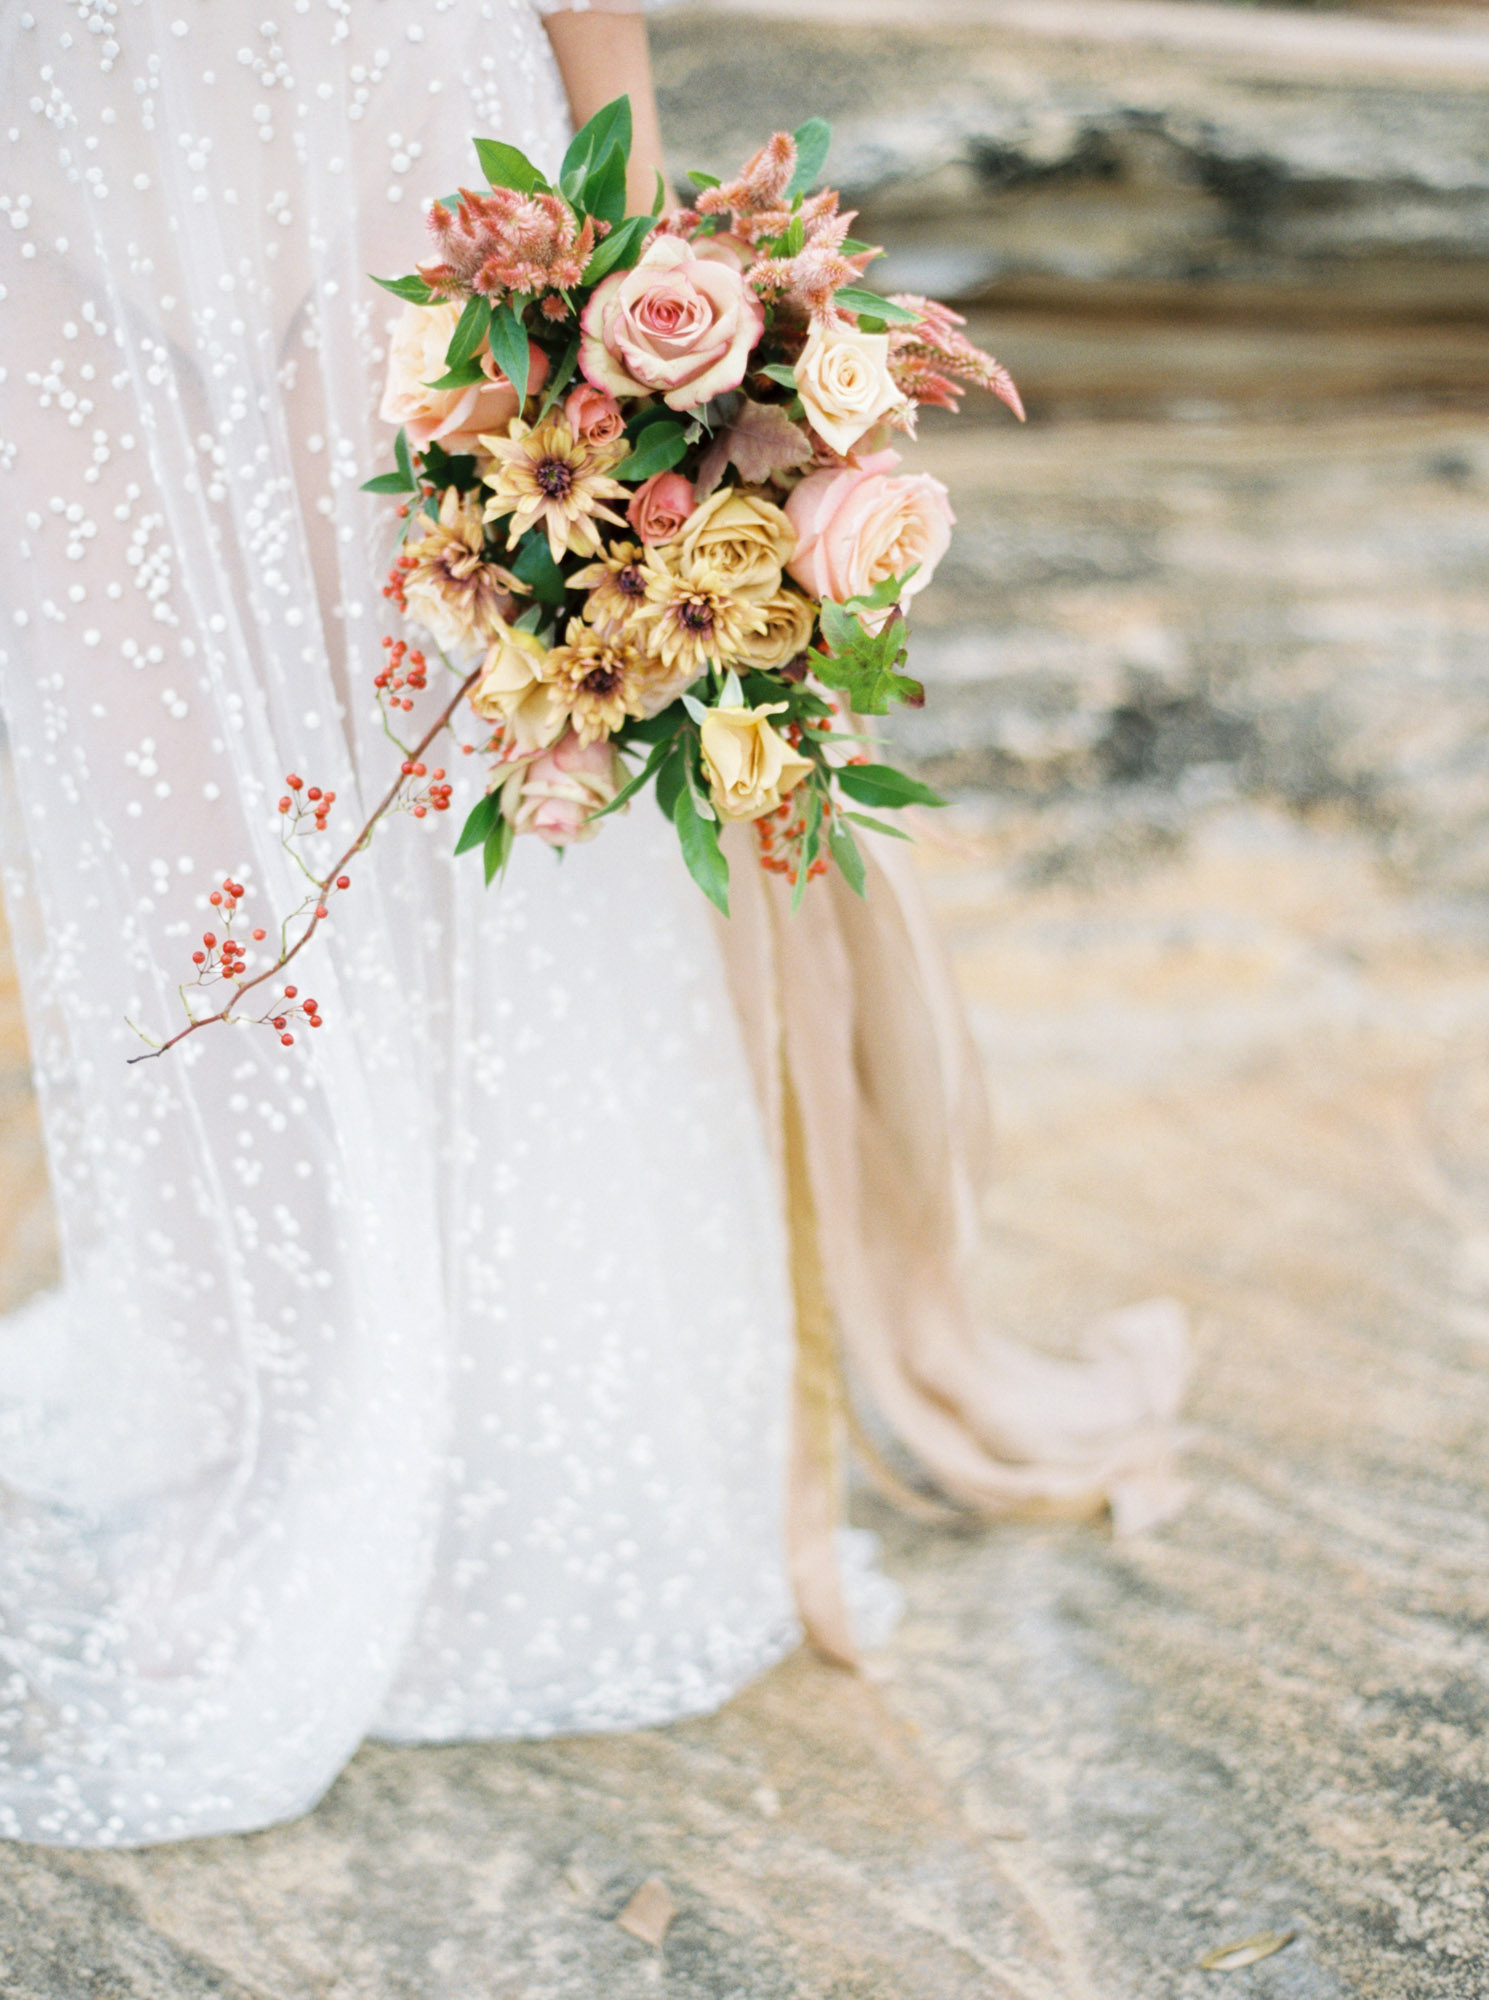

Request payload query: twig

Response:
[128,665,483,1063]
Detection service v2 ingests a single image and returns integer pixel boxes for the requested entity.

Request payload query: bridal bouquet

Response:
[369,100,1021,912]
[135,101,1020,1056]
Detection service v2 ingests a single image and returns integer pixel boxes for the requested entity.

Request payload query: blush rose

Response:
[564,383,626,447]
[627,470,695,546]
[499,731,620,846]
[580,236,764,413]
[380,301,548,456]
[785,449,954,626]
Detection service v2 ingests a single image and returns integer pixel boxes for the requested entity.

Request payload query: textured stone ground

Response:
[5,3,1489,1990]
[4,799,1489,1997]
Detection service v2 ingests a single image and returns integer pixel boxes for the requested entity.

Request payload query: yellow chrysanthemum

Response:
[568,539,651,637]
[632,547,769,680]
[541,617,656,744]
[481,415,630,564]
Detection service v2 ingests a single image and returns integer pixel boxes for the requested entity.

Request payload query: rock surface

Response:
[4,804,1489,1996]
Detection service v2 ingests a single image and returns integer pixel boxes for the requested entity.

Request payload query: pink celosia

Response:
[886,295,1026,420]
[697,132,797,220]
[420,187,604,300]
[750,245,868,322]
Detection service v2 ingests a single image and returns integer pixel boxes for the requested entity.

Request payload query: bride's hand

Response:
[541,7,670,216]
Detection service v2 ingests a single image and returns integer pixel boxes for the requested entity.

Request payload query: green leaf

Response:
[424,358,487,391]
[758,361,798,390]
[832,285,919,326]
[651,169,668,219]
[828,817,867,897]
[845,565,919,615]
[562,95,633,187]
[372,272,437,305]
[510,529,569,607]
[613,420,688,483]
[536,332,581,422]
[687,168,722,191]
[580,211,651,287]
[393,426,415,487]
[583,141,628,228]
[787,117,832,199]
[455,791,502,857]
[590,736,672,821]
[839,237,876,257]
[835,763,946,810]
[474,138,546,194]
[445,293,490,373]
[842,808,913,842]
[418,439,479,491]
[673,779,730,915]
[655,740,687,820]
[487,301,531,409]
[361,469,416,495]
[483,810,515,886]
[790,784,824,914]
[781,215,805,258]
[816,601,925,713]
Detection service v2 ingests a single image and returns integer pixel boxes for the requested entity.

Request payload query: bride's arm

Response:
[541,7,668,215]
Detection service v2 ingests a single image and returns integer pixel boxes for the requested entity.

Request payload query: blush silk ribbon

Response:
[714,822,1191,1664]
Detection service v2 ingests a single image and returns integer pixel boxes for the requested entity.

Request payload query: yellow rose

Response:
[699,701,814,822]
[469,623,567,754]
[731,586,816,672]
[674,487,796,599]
[793,322,905,458]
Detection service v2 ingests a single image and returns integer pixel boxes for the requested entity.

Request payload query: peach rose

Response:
[580,236,764,413]
[469,623,567,754]
[499,730,620,846]
[785,450,954,625]
[627,470,695,546]
[793,322,906,458]
[380,301,549,456]
[699,701,814,822]
[564,383,626,447]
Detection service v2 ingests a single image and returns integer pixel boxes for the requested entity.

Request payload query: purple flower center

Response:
[535,458,574,499]
[616,565,646,599]
[678,598,714,635]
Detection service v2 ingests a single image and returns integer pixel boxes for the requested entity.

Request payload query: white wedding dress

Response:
[0,0,1189,1851]
[0,0,808,1847]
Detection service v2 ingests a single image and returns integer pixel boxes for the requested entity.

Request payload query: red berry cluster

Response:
[188,876,267,981]
[398,760,453,819]
[277,771,338,834]
[754,796,831,882]
[374,636,429,714]
[263,984,323,1048]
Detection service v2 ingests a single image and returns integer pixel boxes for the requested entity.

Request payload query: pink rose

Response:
[627,470,695,546]
[580,236,764,413]
[380,302,549,456]
[785,450,954,625]
[564,383,626,447]
[690,232,753,272]
[500,731,620,847]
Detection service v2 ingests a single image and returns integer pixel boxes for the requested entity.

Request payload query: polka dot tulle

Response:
[0,0,799,1848]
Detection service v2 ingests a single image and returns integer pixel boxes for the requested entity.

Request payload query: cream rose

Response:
[580,236,764,413]
[380,302,549,456]
[785,450,954,627]
[732,586,817,672]
[674,486,795,598]
[699,702,814,822]
[792,322,906,458]
[499,731,620,847]
[469,622,567,754]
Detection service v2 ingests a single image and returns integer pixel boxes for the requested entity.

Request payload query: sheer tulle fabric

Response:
[0,0,797,1847]
[0,0,1186,1851]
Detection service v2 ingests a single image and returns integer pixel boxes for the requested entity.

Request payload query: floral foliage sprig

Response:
[134,100,1022,1057]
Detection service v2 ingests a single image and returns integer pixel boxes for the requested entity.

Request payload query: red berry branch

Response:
[127,659,481,1063]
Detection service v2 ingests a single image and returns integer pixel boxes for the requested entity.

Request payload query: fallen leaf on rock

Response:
[616,1875,677,1948]
[1199,1930,1297,1971]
